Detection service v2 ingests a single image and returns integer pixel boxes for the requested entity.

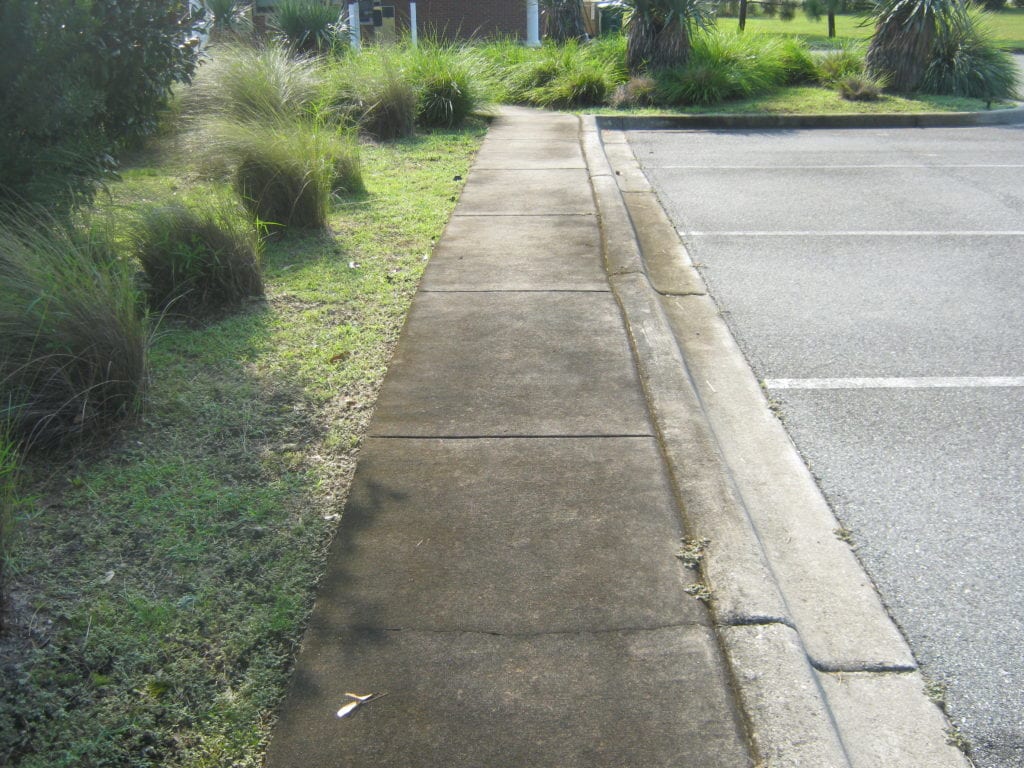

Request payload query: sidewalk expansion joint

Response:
[363,622,710,640]
[810,659,919,675]
[717,616,797,632]
[418,288,611,294]
[452,212,595,218]
[656,289,707,298]
[368,433,655,441]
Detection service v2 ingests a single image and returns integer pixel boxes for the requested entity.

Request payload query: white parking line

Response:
[765,377,1024,390]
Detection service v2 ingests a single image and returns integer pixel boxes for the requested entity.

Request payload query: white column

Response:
[526,0,540,47]
[348,2,361,49]
[410,1,418,47]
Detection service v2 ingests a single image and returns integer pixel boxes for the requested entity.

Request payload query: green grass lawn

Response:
[732,8,1024,50]
[0,126,484,767]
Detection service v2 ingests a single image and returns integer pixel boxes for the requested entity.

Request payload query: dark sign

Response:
[358,0,374,25]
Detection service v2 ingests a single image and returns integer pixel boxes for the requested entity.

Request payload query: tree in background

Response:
[621,0,716,74]
[0,0,200,210]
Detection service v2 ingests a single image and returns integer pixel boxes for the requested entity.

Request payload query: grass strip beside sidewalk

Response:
[0,126,484,768]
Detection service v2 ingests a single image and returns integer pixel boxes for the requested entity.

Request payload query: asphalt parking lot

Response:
[628,121,1024,768]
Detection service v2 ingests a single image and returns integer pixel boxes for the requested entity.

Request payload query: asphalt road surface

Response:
[628,120,1024,767]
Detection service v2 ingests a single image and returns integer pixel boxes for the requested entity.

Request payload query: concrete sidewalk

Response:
[264,108,973,767]
[263,109,751,767]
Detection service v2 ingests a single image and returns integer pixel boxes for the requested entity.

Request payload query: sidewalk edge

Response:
[580,115,974,768]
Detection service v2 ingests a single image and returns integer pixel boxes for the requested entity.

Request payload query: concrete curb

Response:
[580,114,974,767]
[594,102,1024,131]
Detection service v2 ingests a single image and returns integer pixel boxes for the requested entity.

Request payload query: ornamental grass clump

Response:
[0,211,147,446]
[131,201,264,316]
[325,49,418,140]
[815,43,866,86]
[207,120,363,230]
[836,72,888,99]
[656,30,789,106]
[406,43,488,129]
[531,59,616,107]
[0,427,18,633]
[183,44,323,124]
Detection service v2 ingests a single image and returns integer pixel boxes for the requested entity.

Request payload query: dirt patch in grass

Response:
[0,126,484,768]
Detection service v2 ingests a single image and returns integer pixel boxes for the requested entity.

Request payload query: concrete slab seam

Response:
[585,119,970,768]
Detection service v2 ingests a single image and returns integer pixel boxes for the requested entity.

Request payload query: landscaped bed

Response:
[0,125,483,768]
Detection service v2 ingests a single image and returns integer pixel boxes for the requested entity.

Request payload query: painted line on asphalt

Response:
[765,377,1024,390]
[684,230,1024,237]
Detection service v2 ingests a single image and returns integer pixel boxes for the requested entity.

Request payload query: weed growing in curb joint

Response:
[676,537,711,569]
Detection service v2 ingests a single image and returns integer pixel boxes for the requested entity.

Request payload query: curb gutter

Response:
[594,102,1024,131]
[580,115,973,768]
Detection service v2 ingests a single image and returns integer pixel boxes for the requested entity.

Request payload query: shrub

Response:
[0,0,200,211]
[271,0,345,54]
[184,44,323,124]
[815,43,866,85]
[201,120,362,230]
[132,201,264,316]
[921,9,1019,99]
[837,72,888,99]
[610,76,659,107]
[656,30,789,106]
[0,210,148,446]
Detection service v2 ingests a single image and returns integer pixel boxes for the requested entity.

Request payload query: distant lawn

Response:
[731,8,1024,50]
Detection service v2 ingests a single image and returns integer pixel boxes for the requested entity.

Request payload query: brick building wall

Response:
[392,0,527,40]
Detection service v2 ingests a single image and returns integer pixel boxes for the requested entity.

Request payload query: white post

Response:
[526,0,540,47]
[410,1,418,47]
[348,2,361,50]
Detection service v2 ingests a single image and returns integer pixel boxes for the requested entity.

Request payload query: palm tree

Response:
[621,0,716,74]
[540,0,587,43]
[866,0,964,91]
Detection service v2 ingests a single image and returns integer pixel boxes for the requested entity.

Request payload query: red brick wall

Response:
[391,0,526,41]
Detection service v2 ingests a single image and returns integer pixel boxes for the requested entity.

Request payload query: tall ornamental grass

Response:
[0,211,148,446]
[325,49,419,139]
[183,44,323,124]
[131,200,264,316]
[0,427,18,633]
[406,42,490,129]
[201,119,363,229]
[656,30,790,105]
